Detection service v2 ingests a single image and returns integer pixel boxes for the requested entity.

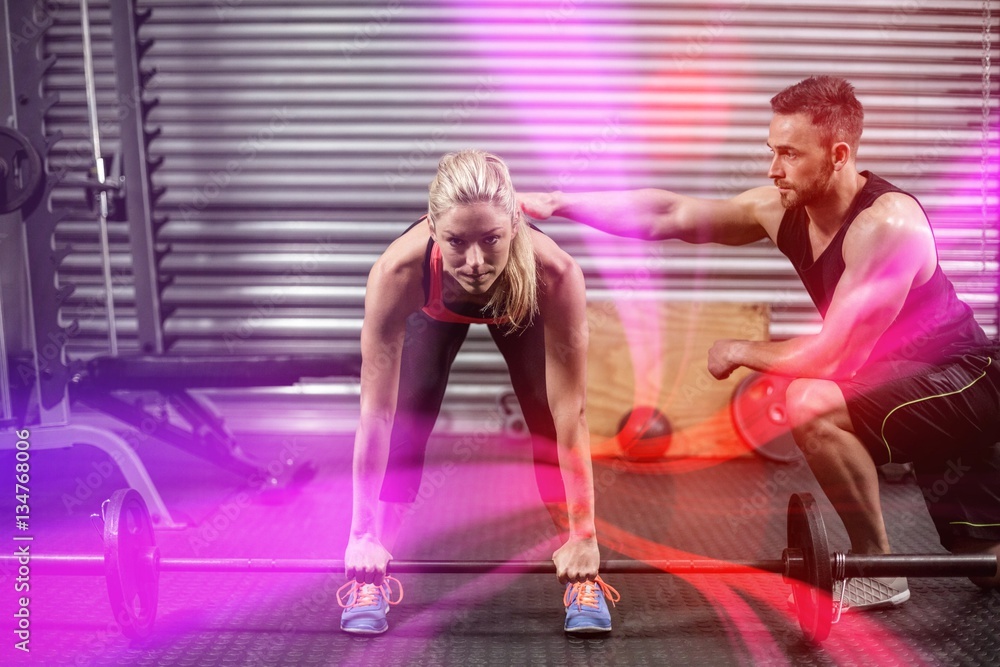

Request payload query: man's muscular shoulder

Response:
[843,192,936,280]
[854,191,927,230]
[734,186,785,242]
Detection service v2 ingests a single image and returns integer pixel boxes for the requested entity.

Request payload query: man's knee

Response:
[785,378,847,428]
[785,378,852,457]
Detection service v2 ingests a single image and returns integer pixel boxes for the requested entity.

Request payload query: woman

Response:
[339,150,618,635]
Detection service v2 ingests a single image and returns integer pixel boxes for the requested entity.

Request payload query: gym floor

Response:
[1,426,998,667]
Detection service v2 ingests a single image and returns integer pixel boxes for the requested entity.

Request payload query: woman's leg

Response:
[378,312,469,549]
[489,318,568,532]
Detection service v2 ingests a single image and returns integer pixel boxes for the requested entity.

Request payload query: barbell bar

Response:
[1,489,994,643]
[19,553,993,578]
[12,555,784,575]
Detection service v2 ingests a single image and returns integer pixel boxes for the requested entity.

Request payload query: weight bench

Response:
[57,353,362,527]
[73,353,360,391]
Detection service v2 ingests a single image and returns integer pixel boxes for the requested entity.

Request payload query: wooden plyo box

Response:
[585,301,770,459]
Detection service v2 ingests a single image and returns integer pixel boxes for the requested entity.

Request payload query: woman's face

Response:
[432,203,516,296]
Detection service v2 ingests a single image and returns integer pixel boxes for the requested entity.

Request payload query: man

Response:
[519,76,1000,611]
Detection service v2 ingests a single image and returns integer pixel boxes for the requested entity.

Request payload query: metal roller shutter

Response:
[43,0,998,432]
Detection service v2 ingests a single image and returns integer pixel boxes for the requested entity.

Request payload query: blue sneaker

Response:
[337,577,403,634]
[563,577,620,633]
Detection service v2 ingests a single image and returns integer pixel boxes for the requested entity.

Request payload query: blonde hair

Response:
[427,150,538,331]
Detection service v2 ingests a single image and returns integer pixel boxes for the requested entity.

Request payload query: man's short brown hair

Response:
[770,76,864,153]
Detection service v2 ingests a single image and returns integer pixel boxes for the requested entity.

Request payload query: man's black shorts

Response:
[841,352,1000,548]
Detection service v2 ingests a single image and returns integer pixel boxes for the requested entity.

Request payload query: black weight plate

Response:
[0,126,43,214]
[103,488,160,639]
[787,492,833,643]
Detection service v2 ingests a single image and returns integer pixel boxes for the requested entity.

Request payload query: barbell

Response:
[2,489,995,643]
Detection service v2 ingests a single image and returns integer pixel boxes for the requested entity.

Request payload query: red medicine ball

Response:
[616,406,673,461]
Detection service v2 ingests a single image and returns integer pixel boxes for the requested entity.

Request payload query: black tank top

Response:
[775,171,992,365]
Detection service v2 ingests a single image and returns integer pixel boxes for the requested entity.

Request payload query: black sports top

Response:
[774,171,992,365]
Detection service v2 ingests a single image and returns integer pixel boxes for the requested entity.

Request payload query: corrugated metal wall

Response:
[43,0,999,432]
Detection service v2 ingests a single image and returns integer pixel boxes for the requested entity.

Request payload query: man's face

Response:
[767,112,835,209]
[431,203,515,296]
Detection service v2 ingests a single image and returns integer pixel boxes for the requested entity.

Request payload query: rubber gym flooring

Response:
[1,426,998,667]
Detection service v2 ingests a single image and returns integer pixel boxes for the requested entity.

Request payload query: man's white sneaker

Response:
[834,576,909,612]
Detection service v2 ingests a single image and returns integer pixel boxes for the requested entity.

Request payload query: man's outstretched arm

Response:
[518,186,777,245]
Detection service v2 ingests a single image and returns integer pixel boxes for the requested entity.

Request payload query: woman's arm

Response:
[536,234,601,582]
[345,240,424,584]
